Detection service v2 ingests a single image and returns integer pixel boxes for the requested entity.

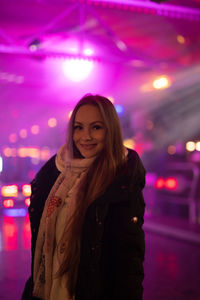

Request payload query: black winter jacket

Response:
[22,148,146,300]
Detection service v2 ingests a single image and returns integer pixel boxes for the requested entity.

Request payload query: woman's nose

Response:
[82,128,92,140]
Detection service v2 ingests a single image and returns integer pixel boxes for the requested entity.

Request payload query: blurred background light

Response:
[18,147,40,158]
[31,157,40,165]
[68,110,73,119]
[153,75,171,90]
[123,138,135,149]
[3,208,27,217]
[48,118,57,128]
[3,148,12,157]
[31,125,40,135]
[107,96,115,103]
[168,145,176,155]
[195,141,200,151]
[146,120,154,130]
[22,184,31,197]
[18,147,27,158]
[19,129,28,139]
[0,156,2,173]
[177,35,186,44]
[114,104,124,115]
[62,58,94,82]
[40,147,51,161]
[155,177,165,189]
[83,48,94,56]
[24,198,31,207]
[3,199,15,208]
[1,185,18,197]
[9,133,17,143]
[186,141,196,152]
[29,38,41,52]
[116,40,127,51]
[165,177,178,190]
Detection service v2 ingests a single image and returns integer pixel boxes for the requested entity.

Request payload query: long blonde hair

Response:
[58,94,126,296]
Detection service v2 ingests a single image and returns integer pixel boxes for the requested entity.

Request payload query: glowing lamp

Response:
[155,178,165,189]
[83,48,94,56]
[196,141,200,152]
[168,145,176,155]
[186,141,195,152]
[153,76,171,90]
[3,147,12,157]
[25,198,31,207]
[29,147,40,158]
[18,147,27,158]
[165,178,178,190]
[177,35,185,44]
[22,184,31,197]
[1,185,18,197]
[62,58,94,82]
[3,199,14,208]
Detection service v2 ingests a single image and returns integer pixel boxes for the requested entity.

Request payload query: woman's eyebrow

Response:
[90,121,104,125]
[74,121,104,125]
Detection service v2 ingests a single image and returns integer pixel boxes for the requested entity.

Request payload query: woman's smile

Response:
[80,144,97,150]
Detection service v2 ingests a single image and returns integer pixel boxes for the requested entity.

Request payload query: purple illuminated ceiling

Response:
[0,0,200,149]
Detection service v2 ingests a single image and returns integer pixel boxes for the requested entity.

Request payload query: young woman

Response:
[22,94,146,300]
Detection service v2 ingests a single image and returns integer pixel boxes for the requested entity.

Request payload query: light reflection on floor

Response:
[1,213,31,251]
[0,209,200,300]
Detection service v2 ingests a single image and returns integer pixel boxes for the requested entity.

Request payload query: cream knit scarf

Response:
[33,144,94,300]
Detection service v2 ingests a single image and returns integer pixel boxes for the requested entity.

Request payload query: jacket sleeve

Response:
[21,155,60,300]
[101,154,146,300]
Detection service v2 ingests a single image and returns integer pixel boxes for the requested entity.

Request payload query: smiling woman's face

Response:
[73,104,106,158]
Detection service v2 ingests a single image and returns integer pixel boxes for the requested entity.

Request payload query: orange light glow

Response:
[9,133,17,143]
[177,35,185,44]
[25,198,31,207]
[31,125,40,135]
[196,141,200,152]
[3,199,15,208]
[22,215,31,249]
[107,96,115,103]
[168,145,176,155]
[68,110,73,119]
[155,178,165,189]
[3,216,17,250]
[22,184,31,196]
[123,138,135,149]
[48,118,57,127]
[153,76,171,90]
[3,147,12,157]
[18,147,40,158]
[165,178,178,190]
[1,185,18,197]
[186,141,195,152]
[19,129,27,138]
[40,147,50,161]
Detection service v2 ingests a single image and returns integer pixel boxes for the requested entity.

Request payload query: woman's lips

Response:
[80,144,96,150]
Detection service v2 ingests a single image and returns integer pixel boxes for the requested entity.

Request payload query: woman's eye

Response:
[93,125,102,130]
[74,125,82,130]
